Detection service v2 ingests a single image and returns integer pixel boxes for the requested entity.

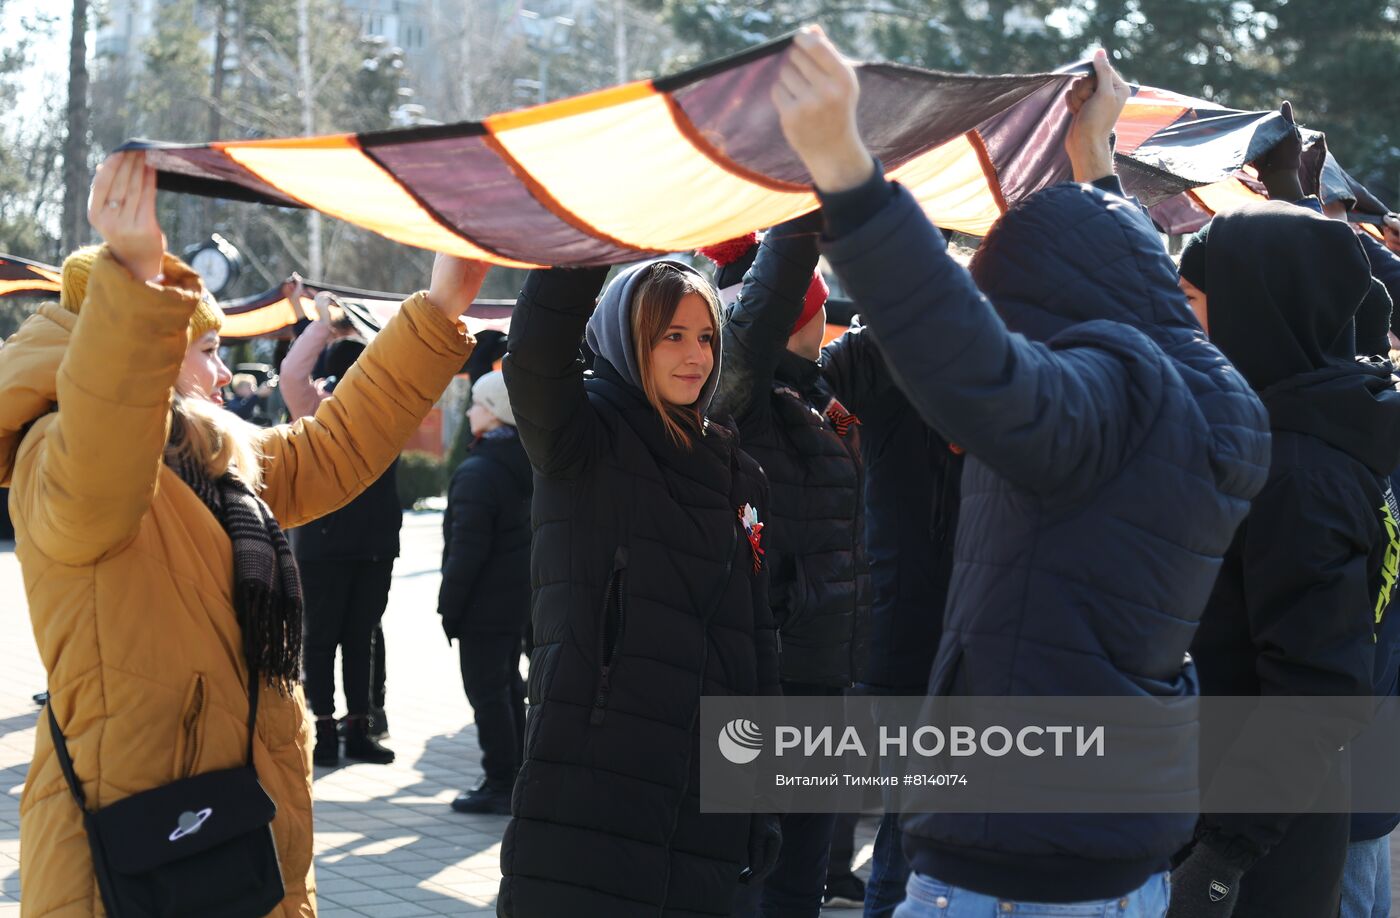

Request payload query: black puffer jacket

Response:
[711,215,869,687]
[820,322,962,691]
[822,176,1269,902]
[1185,203,1400,899]
[499,266,779,918]
[291,459,400,562]
[438,429,532,638]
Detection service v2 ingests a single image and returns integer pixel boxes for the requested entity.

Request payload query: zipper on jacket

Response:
[178,673,207,778]
[658,519,742,910]
[591,546,628,725]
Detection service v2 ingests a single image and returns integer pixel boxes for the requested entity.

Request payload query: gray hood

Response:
[585,259,723,414]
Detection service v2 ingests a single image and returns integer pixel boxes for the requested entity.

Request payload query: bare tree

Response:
[61,0,89,253]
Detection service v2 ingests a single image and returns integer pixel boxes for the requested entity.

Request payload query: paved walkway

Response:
[0,512,874,917]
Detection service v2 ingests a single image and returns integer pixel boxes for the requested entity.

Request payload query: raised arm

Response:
[277,318,333,420]
[710,212,824,427]
[15,155,202,565]
[502,267,611,479]
[254,256,483,527]
[774,30,1148,495]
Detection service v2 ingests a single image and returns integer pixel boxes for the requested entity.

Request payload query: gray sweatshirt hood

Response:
[585,259,723,414]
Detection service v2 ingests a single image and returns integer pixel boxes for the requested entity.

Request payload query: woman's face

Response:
[468,402,501,438]
[1178,276,1209,334]
[649,292,715,406]
[177,330,233,406]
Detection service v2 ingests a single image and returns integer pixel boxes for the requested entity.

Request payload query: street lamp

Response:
[517,7,576,104]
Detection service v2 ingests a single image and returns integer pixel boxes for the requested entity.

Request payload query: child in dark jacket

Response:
[439,370,533,815]
[1169,117,1400,918]
[708,219,962,916]
[708,213,869,918]
[770,29,1270,915]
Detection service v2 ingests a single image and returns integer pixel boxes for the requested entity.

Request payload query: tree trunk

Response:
[614,0,628,84]
[61,0,90,254]
[296,0,323,278]
[205,0,230,230]
[209,0,229,140]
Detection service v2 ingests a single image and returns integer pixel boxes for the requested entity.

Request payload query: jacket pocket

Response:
[591,546,629,725]
[175,673,208,779]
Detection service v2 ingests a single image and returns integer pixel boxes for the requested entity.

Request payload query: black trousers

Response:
[827,811,858,879]
[372,624,387,711]
[458,631,527,783]
[732,682,842,918]
[301,559,394,718]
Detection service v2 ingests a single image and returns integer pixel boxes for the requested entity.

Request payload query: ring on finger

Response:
[106,200,122,210]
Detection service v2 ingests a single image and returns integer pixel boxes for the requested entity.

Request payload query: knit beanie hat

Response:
[58,245,102,314]
[698,233,829,334]
[1178,222,1211,292]
[471,370,515,427]
[188,289,224,341]
[60,245,224,340]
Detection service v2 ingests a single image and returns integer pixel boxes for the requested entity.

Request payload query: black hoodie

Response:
[1188,201,1400,913]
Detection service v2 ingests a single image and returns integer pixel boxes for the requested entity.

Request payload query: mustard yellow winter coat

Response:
[0,249,473,916]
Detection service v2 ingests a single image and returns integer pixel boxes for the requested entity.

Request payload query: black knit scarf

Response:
[166,448,304,692]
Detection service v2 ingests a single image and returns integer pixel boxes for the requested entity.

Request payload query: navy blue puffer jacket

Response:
[821,178,1270,902]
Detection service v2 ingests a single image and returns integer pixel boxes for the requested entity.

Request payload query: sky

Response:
[4,2,76,124]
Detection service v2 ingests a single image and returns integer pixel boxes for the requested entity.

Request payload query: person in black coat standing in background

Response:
[707,212,870,918]
[440,369,533,815]
[498,261,782,917]
[282,320,402,767]
[1169,120,1400,918]
[771,31,1270,916]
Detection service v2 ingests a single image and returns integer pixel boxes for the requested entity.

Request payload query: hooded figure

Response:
[498,263,781,917]
[1178,202,1400,918]
[2,245,472,917]
[812,168,1270,906]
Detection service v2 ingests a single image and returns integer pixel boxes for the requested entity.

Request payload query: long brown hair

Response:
[629,263,722,449]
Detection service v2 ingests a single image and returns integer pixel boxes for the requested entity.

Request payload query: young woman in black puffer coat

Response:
[498,262,782,917]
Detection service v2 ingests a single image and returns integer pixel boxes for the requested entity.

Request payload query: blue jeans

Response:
[865,812,909,918]
[1340,836,1391,918]
[893,872,1169,918]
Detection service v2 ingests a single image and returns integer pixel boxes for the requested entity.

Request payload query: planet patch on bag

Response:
[169,807,213,842]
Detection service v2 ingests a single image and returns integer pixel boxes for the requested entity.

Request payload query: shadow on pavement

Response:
[309,728,503,913]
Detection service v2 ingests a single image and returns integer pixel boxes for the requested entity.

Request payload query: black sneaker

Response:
[451,778,513,815]
[342,715,395,764]
[823,873,866,909]
[313,717,340,767]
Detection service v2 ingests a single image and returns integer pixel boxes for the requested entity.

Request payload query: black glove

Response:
[739,814,782,885]
[1252,101,1302,177]
[1251,101,1307,202]
[1166,839,1248,918]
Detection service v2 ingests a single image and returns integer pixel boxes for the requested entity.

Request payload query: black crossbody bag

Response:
[46,676,285,918]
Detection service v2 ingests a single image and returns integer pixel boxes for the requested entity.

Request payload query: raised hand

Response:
[87,151,166,282]
[427,254,491,322]
[1251,102,1306,202]
[771,25,877,194]
[1064,49,1131,183]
